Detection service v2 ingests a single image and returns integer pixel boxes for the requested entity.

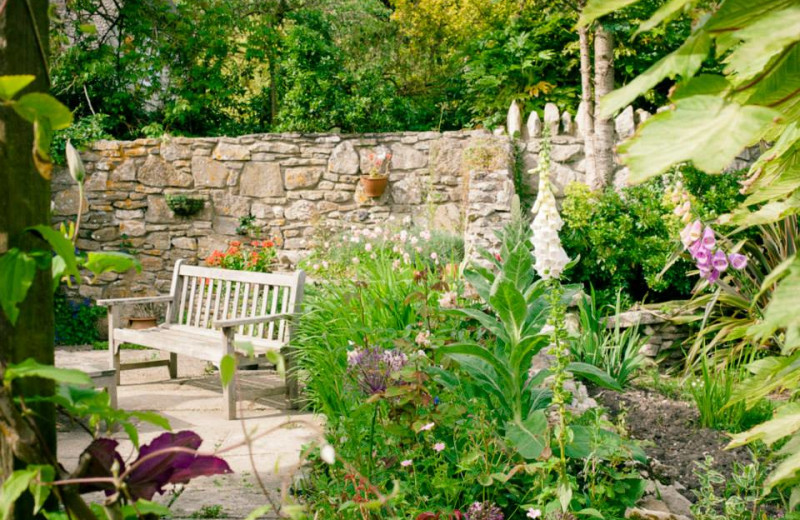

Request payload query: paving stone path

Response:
[56,346,319,519]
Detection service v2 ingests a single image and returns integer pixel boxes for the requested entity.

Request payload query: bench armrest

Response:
[96,295,174,306]
[214,314,292,329]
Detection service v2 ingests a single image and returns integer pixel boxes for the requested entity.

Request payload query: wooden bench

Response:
[98,260,305,419]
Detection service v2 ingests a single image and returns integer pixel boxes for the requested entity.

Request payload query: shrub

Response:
[54,291,107,346]
[561,167,747,309]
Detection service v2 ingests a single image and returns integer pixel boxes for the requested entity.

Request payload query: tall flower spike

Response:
[530,134,570,280]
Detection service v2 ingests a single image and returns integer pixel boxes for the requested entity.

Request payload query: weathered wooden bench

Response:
[98,260,305,419]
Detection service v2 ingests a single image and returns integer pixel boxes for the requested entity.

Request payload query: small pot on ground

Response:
[360,175,389,198]
[127,302,160,329]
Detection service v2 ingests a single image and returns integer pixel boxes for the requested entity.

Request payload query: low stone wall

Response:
[608,310,689,362]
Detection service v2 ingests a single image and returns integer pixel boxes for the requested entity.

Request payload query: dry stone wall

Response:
[54,131,527,298]
[52,103,685,299]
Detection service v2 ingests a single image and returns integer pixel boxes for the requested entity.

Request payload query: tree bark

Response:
[0,1,56,517]
[577,23,596,185]
[591,22,616,190]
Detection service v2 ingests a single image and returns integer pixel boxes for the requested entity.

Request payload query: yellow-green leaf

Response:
[0,75,34,101]
[12,93,73,130]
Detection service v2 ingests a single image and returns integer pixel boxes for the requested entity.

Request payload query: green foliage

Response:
[687,357,773,433]
[51,113,112,165]
[165,194,205,217]
[54,292,107,346]
[691,456,778,520]
[572,288,647,388]
[586,0,800,504]
[561,181,692,307]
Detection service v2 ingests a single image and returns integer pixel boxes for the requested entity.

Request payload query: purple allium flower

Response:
[466,501,504,520]
[729,253,748,270]
[347,346,408,395]
[711,250,729,272]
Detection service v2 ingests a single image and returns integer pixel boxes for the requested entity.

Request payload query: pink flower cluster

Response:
[680,220,747,282]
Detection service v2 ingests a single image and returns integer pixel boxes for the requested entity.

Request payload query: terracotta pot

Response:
[128,317,158,330]
[360,175,389,198]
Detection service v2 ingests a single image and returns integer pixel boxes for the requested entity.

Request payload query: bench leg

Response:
[168,353,178,379]
[108,306,122,385]
[284,346,299,409]
[222,329,237,420]
[107,381,118,409]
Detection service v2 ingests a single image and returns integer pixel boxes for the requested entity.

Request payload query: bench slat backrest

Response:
[166,260,305,344]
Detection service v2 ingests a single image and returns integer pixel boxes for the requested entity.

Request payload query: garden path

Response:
[56,346,319,519]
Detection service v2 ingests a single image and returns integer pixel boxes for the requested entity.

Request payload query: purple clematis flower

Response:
[711,250,729,272]
[78,431,232,501]
[729,253,748,270]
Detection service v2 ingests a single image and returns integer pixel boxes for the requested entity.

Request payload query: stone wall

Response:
[56,130,535,298]
[608,310,690,362]
[55,101,737,299]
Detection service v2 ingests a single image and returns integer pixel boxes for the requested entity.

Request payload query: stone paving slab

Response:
[56,346,319,519]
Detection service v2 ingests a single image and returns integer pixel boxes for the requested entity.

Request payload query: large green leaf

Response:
[505,411,548,460]
[28,225,80,280]
[500,246,533,294]
[748,259,800,351]
[705,0,796,33]
[4,358,92,386]
[619,96,778,183]
[728,404,800,447]
[0,75,34,101]
[12,93,73,130]
[724,6,800,83]
[0,469,37,520]
[0,249,36,325]
[636,0,694,34]
[489,280,527,342]
[448,354,511,413]
[741,123,800,206]
[598,31,711,118]
[579,0,642,26]
[83,251,142,277]
[456,308,508,343]
[730,192,800,227]
[440,343,513,389]
[567,362,623,391]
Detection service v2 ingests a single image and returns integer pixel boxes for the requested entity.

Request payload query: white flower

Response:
[320,444,336,464]
[402,216,412,225]
[365,243,373,252]
[66,140,86,183]
[530,149,569,280]
[420,230,431,240]
[430,252,438,260]
[527,508,542,519]
[352,257,360,265]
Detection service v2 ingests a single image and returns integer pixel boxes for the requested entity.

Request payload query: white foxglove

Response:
[530,144,569,280]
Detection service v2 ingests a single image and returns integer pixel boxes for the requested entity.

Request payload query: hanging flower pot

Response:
[360,175,389,198]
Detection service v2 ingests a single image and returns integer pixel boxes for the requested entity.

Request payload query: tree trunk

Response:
[577,24,596,186]
[0,1,56,516]
[591,22,616,190]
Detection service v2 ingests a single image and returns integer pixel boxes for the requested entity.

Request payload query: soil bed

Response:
[590,386,752,493]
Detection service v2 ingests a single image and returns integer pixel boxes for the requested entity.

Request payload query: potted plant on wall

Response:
[360,151,392,197]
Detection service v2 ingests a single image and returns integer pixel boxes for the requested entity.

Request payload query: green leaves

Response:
[12,93,73,130]
[0,466,55,520]
[0,249,36,325]
[598,31,711,118]
[618,96,778,183]
[84,251,142,278]
[566,362,623,392]
[505,411,548,459]
[0,75,34,101]
[220,354,236,387]
[4,358,92,386]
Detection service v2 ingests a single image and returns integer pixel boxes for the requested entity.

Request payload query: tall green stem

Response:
[548,278,573,512]
[367,403,378,478]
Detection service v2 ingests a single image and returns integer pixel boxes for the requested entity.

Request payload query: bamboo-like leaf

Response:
[0,249,36,325]
[0,75,34,101]
[635,0,695,34]
[724,6,800,83]
[579,0,642,26]
[4,358,92,386]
